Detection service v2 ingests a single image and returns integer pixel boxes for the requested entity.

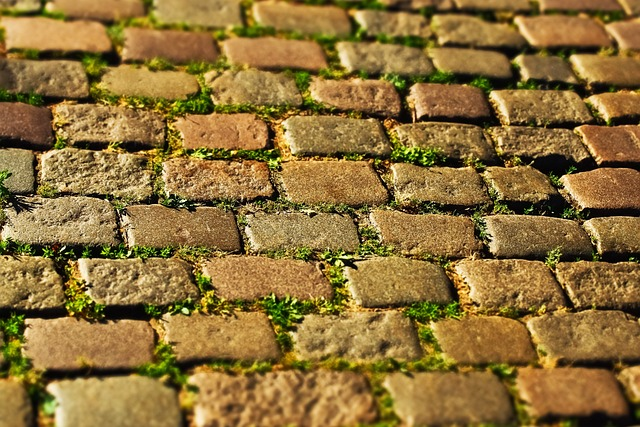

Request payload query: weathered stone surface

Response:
[379,0,453,9]
[309,78,401,117]
[452,0,529,10]
[354,10,431,38]
[344,257,453,308]
[514,54,578,84]
[409,83,491,122]
[561,168,640,213]
[99,66,199,100]
[619,0,640,14]
[294,311,423,361]
[539,0,622,11]
[2,196,119,246]
[162,158,274,202]
[252,2,351,37]
[24,317,154,371]
[392,164,490,207]
[432,316,537,365]
[0,102,53,150]
[154,0,242,28]
[607,21,640,50]
[0,380,33,427]
[588,92,640,123]
[576,125,640,166]
[53,104,164,150]
[428,47,512,80]
[371,210,482,257]
[0,59,89,98]
[517,368,630,422]
[206,69,302,106]
[571,54,640,88]
[456,259,566,312]
[527,310,640,364]
[2,17,111,53]
[619,366,640,403]
[45,0,145,21]
[395,122,497,164]
[48,377,182,427]
[41,148,153,200]
[385,372,515,426]
[122,205,242,251]
[432,14,525,49]
[283,116,391,157]
[0,256,64,311]
[484,166,558,205]
[491,90,593,127]
[190,371,377,427]
[203,256,332,300]
[224,37,327,72]
[0,148,34,194]
[161,312,281,363]
[0,0,39,12]
[246,213,359,252]
[78,258,199,306]
[484,215,593,259]
[336,42,434,76]
[176,113,269,151]
[122,28,218,64]
[280,161,388,207]
[583,216,640,256]
[515,16,612,49]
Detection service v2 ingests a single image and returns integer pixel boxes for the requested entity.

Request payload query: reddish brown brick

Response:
[570,55,640,88]
[175,113,269,151]
[0,102,53,150]
[44,0,145,21]
[588,92,640,123]
[607,21,640,50]
[539,0,622,12]
[309,78,401,117]
[122,28,218,64]
[515,16,612,49]
[408,83,491,122]
[252,2,351,37]
[576,125,640,166]
[224,37,327,72]
[561,168,640,213]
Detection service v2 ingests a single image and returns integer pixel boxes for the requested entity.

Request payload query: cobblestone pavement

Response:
[1,0,640,426]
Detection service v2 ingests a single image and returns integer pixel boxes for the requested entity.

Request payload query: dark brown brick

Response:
[607,21,640,50]
[0,103,53,150]
[428,47,512,80]
[309,78,401,117]
[431,14,525,49]
[539,0,622,12]
[576,125,640,166]
[122,28,218,64]
[224,37,327,72]
[514,54,578,84]
[409,83,491,122]
[515,16,612,49]
[571,55,640,88]
[588,92,640,123]
[561,168,640,213]
[484,166,559,205]
[583,216,640,256]
[175,113,269,151]
[252,2,351,37]
[44,0,145,21]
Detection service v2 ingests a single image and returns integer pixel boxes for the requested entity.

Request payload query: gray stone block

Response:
[583,216,640,256]
[0,255,65,311]
[206,69,302,107]
[0,59,89,99]
[99,66,199,100]
[0,380,33,427]
[0,148,34,194]
[154,0,242,28]
[336,42,434,76]
[429,47,513,80]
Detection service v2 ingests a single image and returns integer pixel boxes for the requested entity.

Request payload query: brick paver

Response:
[0,381,33,427]
[0,102,53,150]
[513,54,578,84]
[432,14,525,49]
[576,125,640,166]
[619,366,640,402]
[588,92,640,123]
[336,42,434,76]
[0,255,64,311]
[353,10,431,38]
[122,28,219,64]
[539,0,622,12]
[99,66,199,100]
[484,166,559,205]
[583,216,640,256]
[0,59,89,98]
[453,0,529,10]
[153,0,242,28]
[428,47,512,80]
[409,83,491,122]
[607,21,640,50]
[570,55,640,88]
[0,148,35,194]
[206,69,302,106]
[560,167,640,213]
[224,37,327,72]
[252,2,351,37]
[515,16,612,49]
[175,113,269,151]
[44,0,145,21]
[309,78,401,117]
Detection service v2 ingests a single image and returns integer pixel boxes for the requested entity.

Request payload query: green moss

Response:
[137,342,187,386]
[0,89,44,106]
[390,146,447,167]
[82,54,108,79]
[404,301,463,323]
[187,147,282,170]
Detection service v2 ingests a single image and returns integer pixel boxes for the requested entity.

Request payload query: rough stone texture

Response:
[176,113,269,151]
[283,116,391,157]
[395,122,497,164]
[2,196,119,246]
[432,14,525,49]
[189,371,377,427]
[515,16,612,49]
[539,0,622,11]
[432,316,537,365]
[409,83,491,122]
[24,317,155,371]
[246,213,359,252]
[619,0,640,14]
[122,28,218,64]
[490,90,593,127]
[162,158,273,202]
[514,54,578,84]
[371,210,482,257]
[571,54,640,88]
[484,215,593,259]
[576,125,640,166]
[224,37,327,72]
[309,78,401,117]
[484,166,559,205]
[392,164,490,207]
[0,0,39,12]
[161,312,282,363]
[2,17,111,53]
[0,102,53,150]
[607,21,640,50]
[45,0,145,21]
[78,258,199,307]
[154,0,242,28]
[452,0,529,11]
[456,259,566,312]
[619,366,640,403]
[41,148,153,200]
[561,168,640,213]
[252,2,351,37]
[203,256,332,300]
[0,256,64,311]
[53,104,164,150]
[0,380,33,427]
[0,148,34,194]
[99,66,199,100]
[48,377,182,427]
[385,372,515,426]
[294,311,423,361]
[336,42,434,76]
[527,310,640,364]
[122,205,242,252]
[428,47,512,80]
[280,161,388,207]
[344,257,453,308]
[517,368,630,422]
[583,216,640,256]
[588,92,640,123]
[379,0,453,9]
[206,69,302,107]
[0,59,89,98]
[354,10,431,38]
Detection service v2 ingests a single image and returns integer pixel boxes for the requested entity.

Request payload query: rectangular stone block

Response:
[154,0,242,28]
[122,28,218,64]
[514,54,578,84]
[409,83,491,122]
[337,42,434,76]
[0,0,39,12]
[0,59,89,99]
[539,0,622,11]
[0,103,54,150]
[309,78,400,117]
[99,66,199,100]
[607,21,640,50]
[515,15,612,49]
[252,2,351,37]
[206,69,302,107]
[560,168,640,214]
[484,165,559,205]
[588,92,640,123]
[0,381,33,427]
[45,0,145,21]
[432,14,525,49]
[176,113,268,151]
[453,0,529,10]
[428,47,512,80]
[0,148,35,194]
[224,37,327,72]
[584,216,640,256]
[0,256,65,311]
[571,55,640,88]
[575,125,640,167]
[354,10,431,38]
